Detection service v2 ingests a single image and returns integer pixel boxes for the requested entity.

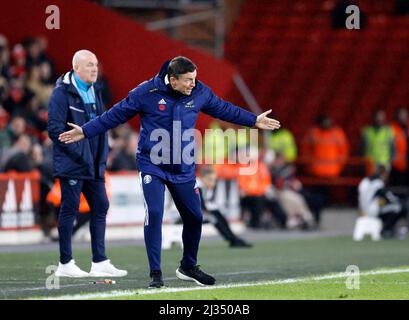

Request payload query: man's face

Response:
[397,109,408,124]
[74,53,98,84]
[11,117,26,135]
[170,70,197,95]
[375,111,386,126]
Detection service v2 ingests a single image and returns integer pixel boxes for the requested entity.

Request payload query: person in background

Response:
[9,44,27,79]
[109,132,139,171]
[31,142,55,237]
[24,36,56,83]
[269,127,297,163]
[2,134,34,172]
[302,114,349,178]
[198,165,252,248]
[301,114,349,207]
[0,34,10,80]
[268,151,320,229]
[26,64,53,106]
[0,115,26,156]
[238,148,287,230]
[96,63,112,107]
[362,110,395,174]
[390,107,409,186]
[3,76,34,116]
[358,164,409,239]
[48,49,127,278]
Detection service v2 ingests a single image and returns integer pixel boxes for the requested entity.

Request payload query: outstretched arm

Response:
[59,88,142,144]
[201,87,280,130]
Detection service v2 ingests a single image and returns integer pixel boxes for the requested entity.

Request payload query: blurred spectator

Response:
[268,151,323,227]
[0,75,7,101]
[0,115,27,152]
[39,60,55,85]
[197,165,252,248]
[3,76,34,115]
[362,110,395,173]
[2,134,34,172]
[96,63,113,106]
[23,36,55,83]
[268,127,297,163]
[109,132,138,171]
[31,140,55,237]
[237,148,287,229]
[358,164,409,238]
[9,44,26,78]
[26,64,53,106]
[301,114,349,178]
[0,34,10,80]
[22,94,48,136]
[390,107,409,186]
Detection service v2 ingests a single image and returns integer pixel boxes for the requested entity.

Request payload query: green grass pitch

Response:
[0,235,408,299]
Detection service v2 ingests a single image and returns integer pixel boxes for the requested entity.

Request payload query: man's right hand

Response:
[58,122,85,144]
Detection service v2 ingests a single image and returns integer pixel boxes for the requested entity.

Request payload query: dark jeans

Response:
[299,189,325,224]
[241,196,287,229]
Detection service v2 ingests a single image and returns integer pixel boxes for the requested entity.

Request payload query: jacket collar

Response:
[59,70,101,96]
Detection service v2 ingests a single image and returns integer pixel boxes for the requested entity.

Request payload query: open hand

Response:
[255,109,281,130]
[58,122,85,144]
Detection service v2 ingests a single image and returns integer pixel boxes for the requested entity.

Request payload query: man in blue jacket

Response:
[48,49,127,278]
[59,56,280,287]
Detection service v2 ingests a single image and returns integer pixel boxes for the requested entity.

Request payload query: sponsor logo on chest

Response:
[158,98,166,111]
[185,100,195,108]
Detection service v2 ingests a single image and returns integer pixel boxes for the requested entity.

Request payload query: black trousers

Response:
[207,210,240,243]
[241,196,287,229]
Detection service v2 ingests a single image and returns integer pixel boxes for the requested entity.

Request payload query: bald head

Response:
[72,49,98,84]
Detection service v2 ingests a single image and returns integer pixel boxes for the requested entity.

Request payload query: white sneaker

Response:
[55,259,89,278]
[88,259,128,277]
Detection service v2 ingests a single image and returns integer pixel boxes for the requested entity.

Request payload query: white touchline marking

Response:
[4,270,268,294]
[35,267,409,300]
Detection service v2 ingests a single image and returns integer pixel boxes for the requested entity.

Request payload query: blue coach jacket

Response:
[48,71,109,180]
[82,60,257,183]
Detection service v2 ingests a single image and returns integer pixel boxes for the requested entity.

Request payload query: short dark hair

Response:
[167,56,197,79]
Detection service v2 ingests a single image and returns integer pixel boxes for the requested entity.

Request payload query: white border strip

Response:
[37,267,409,300]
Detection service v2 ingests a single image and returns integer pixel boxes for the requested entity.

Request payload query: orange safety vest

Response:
[391,122,408,172]
[237,161,271,196]
[213,163,240,180]
[46,173,111,214]
[302,127,349,177]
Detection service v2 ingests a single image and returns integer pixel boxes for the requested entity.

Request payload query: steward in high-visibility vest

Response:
[269,128,297,163]
[391,122,408,172]
[237,161,271,196]
[302,116,349,177]
[362,125,395,167]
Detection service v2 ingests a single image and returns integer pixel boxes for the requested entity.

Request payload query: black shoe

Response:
[229,238,253,248]
[148,271,164,288]
[176,265,215,286]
